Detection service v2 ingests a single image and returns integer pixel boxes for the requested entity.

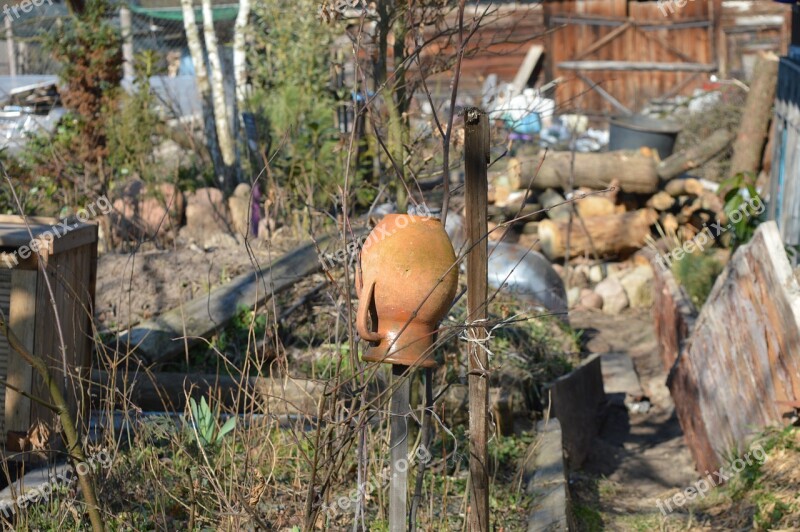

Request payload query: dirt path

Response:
[568,309,699,531]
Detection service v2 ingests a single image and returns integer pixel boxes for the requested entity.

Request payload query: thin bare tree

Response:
[180,0,226,188]
[202,0,238,191]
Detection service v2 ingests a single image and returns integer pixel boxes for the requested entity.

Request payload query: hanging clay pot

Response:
[356,213,459,368]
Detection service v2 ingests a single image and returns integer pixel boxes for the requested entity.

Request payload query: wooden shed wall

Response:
[720,0,790,79]
[418,3,548,99]
[544,0,721,114]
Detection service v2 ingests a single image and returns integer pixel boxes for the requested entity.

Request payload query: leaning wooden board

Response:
[667,222,800,473]
[114,231,363,365]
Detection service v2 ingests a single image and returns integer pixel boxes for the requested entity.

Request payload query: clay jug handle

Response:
[356,279,383,342]
[355,262,363,297]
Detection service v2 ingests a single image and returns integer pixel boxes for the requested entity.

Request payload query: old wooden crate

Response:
[0,215,97,450]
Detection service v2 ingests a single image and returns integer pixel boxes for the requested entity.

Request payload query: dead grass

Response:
[0,240,578,531]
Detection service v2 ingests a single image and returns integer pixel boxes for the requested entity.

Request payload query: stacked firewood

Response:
[487,53,779,263]
[487,143,730,261]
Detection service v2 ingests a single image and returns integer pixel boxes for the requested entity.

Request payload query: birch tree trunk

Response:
[180,0,225,183]
[202,0,238,192]
[233,0,250,110]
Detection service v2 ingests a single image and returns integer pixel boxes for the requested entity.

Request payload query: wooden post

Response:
[389,365,410,531]
[464,107,490,532]
[728,53,779,179]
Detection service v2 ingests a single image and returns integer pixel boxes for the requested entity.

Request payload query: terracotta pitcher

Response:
[356,213,458,368]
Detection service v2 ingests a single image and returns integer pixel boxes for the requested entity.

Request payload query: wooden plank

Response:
[60,246,85,432]
[557,60,717,72]
[4,269,36,433]
[0,251,41,271]
[0,271,13,435]
[0,217,96,255]
[573,20,632,61]
[30,251,57,433]
[464,108,490,532]
[546,354,605,471]
[50,223,98,255]
[650,251,697,372]
[577,74,631,115]
[511,44,544,93]
[115,232,357,364]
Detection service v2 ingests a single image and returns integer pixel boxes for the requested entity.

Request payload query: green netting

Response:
[128,3,238,22]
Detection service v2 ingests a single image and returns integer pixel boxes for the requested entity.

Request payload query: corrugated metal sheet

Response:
[769,56,800,253]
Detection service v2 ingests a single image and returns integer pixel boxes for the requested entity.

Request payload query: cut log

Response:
[113,232,359,364]
[530,151,659,194]
[89,370,529,429]
[657,128,735,181]
[575,195,617,218]
[729,53,779,178]
[90,370,329,415]
[538,209,658,259]
[647,191,676,211]
[658,212,679,235]
[664,178,704,197]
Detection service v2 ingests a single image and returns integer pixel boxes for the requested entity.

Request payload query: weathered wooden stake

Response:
[464,107,490,531]
[389,364,410,531]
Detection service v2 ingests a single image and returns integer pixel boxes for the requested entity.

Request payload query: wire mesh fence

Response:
[0,0,237,114]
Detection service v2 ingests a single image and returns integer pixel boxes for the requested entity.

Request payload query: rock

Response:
[181,187,235,249]
[578,288,603,310]
[619,265,654,308]
[572,263,590,278]
[495,188,528,209]
[507,157,522,190]
[594,276,629,315]
[606,262,628,279]
[491,173,511,206]
[566,267,589,289]
[494,184,511,206]
[569,269,589,288]
[110,179,184,241]
[228,183,253,239]
[647,191,676,211]
[540,188,571,221]
[567,286,581,308]
[488,221,518,243]
[516,232,540,250]
[521,221,539,235]
[589,264,604,284]
[153,139,190,173]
